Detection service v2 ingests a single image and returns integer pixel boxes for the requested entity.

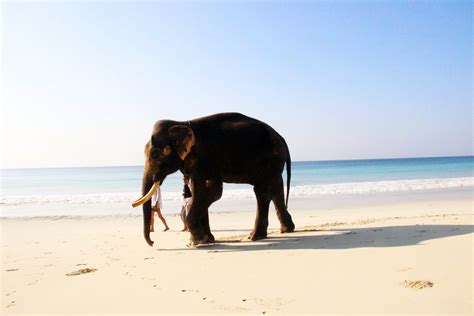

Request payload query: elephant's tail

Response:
[284,138,291,209]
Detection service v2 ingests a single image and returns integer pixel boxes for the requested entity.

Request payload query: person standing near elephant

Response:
[180,175,193,232]
[150,186,169,232]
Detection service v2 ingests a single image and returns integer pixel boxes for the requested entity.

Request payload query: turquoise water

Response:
[292,156,474,185]
[2,156,473,196]
[1,156,472,217]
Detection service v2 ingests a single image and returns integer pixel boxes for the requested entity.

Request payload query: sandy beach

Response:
[3,0,472,315]
[1,197,473,315]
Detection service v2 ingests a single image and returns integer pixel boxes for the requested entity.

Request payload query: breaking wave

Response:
[2,177,472,207]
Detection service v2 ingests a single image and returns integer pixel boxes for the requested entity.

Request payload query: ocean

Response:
[1,156,473,217]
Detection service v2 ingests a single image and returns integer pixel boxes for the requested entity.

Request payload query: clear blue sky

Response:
[2,1,472,168]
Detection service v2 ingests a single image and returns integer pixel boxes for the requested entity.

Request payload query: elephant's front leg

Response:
[200,210,214,243]
[186,179,222,246]
[186,202,212,246]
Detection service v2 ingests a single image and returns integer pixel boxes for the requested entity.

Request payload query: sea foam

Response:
[1,177,472,207]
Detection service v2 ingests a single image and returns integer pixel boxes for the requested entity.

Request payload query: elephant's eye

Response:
[161,146,172,156]
[150,148,160,159]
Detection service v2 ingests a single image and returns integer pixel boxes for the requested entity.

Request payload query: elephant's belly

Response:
[221,173,256,185]
[217,149,286,185]
[221,163,280,185]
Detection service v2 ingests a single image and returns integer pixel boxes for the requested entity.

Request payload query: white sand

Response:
[1,198,473,315]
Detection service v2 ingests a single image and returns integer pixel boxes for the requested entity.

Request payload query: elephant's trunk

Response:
[141,173,155,247]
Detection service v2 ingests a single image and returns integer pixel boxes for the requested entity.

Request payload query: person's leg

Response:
[156,208,170,231]
[183,199,192,232]
[150,209,155,232]
[180,205,188,231]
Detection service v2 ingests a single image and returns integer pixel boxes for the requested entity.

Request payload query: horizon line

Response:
[2,155,472,171]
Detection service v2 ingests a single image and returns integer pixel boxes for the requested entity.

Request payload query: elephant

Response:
[132,112,295,246]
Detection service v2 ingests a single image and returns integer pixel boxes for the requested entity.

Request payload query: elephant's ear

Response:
[169,125,195,160]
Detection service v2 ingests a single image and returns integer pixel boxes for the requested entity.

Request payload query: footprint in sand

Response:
[218,304,249,312]
[108,258,120,262]
[401,280,434,289]
[66,268,98,276]
[397,267,413,272]
[181,289,199,293]
[253,297,291,310]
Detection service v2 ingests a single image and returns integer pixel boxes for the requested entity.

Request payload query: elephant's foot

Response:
[248,230,267,241]
[188,232,215,247]
[280,222,295,233]
[278,213,295,233]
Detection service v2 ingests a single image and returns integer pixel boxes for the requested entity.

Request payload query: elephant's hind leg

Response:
[272,177,295,233]
[249,185,271,241]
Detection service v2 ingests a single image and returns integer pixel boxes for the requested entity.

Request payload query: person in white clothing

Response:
[150,186,169,232]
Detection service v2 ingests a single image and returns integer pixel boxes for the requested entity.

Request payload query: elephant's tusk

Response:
[132,182,160,208]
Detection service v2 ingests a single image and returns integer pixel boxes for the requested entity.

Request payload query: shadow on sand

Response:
[165,224,473,252]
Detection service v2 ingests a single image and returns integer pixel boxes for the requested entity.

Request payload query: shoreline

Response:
[1,186,472,218]
[2,196,473,314]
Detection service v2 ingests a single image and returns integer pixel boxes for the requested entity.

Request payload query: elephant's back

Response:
[190,112,260,127]
[193,112,280,151]
[192,112,288,183]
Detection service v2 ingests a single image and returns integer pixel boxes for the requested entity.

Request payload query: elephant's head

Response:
[132,120,195,246]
